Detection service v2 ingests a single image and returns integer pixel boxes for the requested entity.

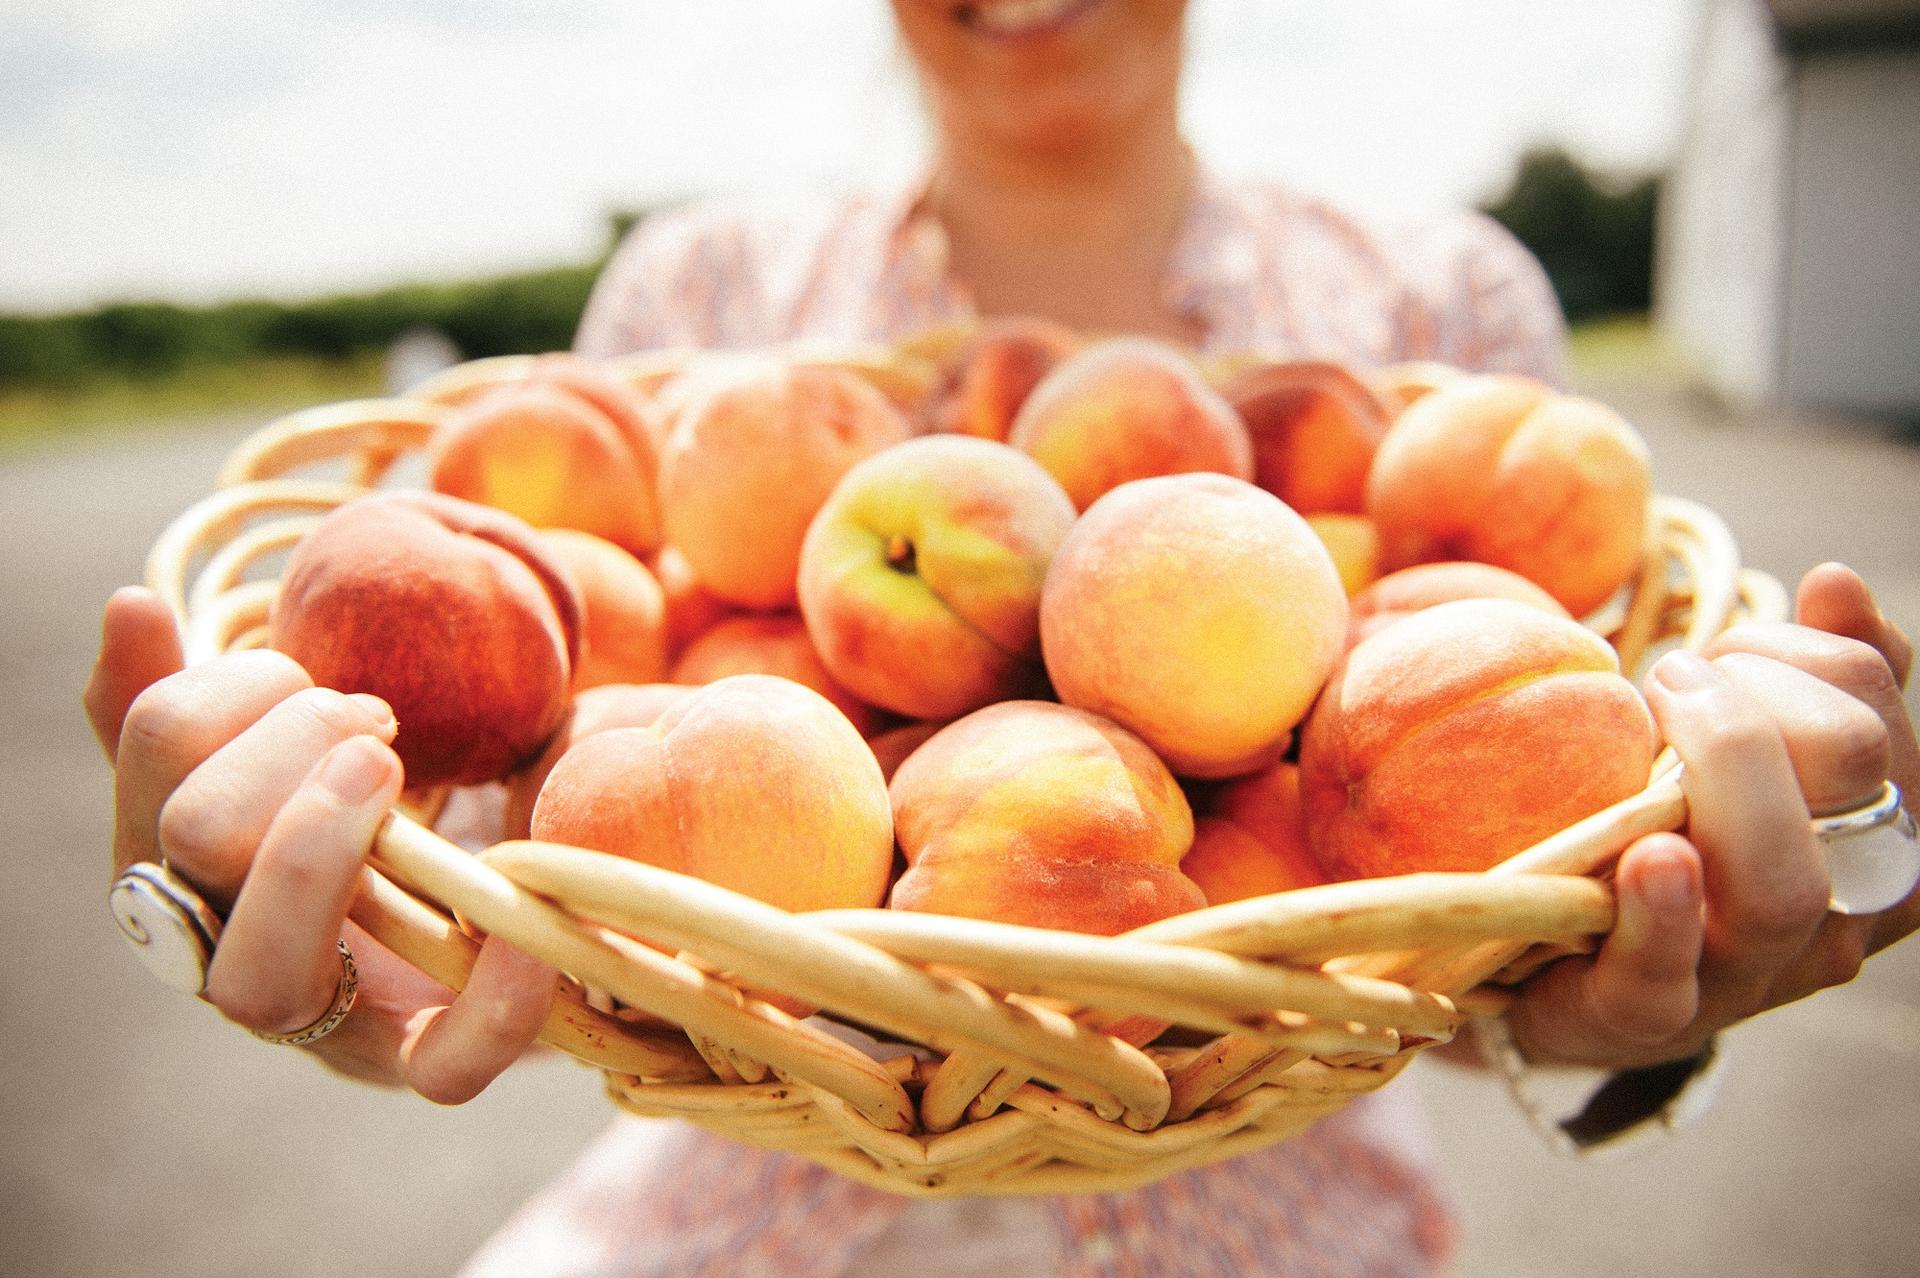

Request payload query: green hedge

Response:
[0,262,601,392]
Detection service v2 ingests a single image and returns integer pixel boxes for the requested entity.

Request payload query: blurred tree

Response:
[1481,147,1661,322]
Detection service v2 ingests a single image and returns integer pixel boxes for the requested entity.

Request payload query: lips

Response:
[953,0,1099,39]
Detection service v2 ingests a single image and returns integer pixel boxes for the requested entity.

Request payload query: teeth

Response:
[959,0,1083,36]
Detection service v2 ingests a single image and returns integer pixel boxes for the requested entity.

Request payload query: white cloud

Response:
[0,0,1701,311]
[1186,0,1701,211]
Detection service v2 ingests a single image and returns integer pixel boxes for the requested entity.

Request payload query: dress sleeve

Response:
[1428,212,1569,386]
[574,214,677,359]
[573,204,763,357]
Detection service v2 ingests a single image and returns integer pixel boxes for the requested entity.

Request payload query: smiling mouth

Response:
[952,0,1098,39]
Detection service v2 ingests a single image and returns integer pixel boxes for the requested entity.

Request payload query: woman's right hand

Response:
[85,586,557,1102]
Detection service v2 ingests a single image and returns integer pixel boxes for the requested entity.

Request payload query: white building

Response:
[1659,0,1920,418]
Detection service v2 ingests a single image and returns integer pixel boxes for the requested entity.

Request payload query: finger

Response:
[1710,652,1889,814]
[205,736,403,1035]
[1645,650,1831,1011]
[273,925,466,1088]
[1765,911,1872,1008]
[1793,562,1912,689]
[1704,621,1919,806]
[83,587,185,760]
[398,934,558,1105]
[1510,833,1705,1065]
[112,651,314,875]
[158,687,397,905]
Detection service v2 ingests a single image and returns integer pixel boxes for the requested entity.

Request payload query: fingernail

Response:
[1643,856,1697,914]
[1653,650,1717,693]
[317,737,395,804]
[348,693,397,732]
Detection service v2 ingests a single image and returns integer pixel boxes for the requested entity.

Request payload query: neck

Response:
[923,99,1199,339]
[928,105,1193,254]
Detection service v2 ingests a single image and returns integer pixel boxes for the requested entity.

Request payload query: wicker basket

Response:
[145,354,1788,1196]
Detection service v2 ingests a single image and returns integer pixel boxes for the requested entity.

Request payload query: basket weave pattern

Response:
[147,358,1786,1195]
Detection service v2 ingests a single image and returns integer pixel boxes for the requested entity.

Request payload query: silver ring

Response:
[109,861,224,995]
[250,940,359,1047]
[1813,780,1920,915]
[109,860,360,1045]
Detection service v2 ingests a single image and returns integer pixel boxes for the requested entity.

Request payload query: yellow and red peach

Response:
[503,682,694,839]
[922,317,1081,441]
[269,491,583,788]
[657,361,914,610]
[538,529,669,691]
[791,345,943,419]
[670,612,886,738]
[1006,337,1254,511]
[1299,599,1657,880]
[428,355,663,556]
[865,718,951,783]
[1305,513,1382,597]
[1041,474,1348,778]
[798,435,1077,720]
[1346,560,1571,649]
[647,544,737,659]
[530,675,894,913]
[1364,375,1653,616]
[1369,360,1463,415]
[1220,359,1393,515]
[888,701,1203,934]
[1181,763,1326,905]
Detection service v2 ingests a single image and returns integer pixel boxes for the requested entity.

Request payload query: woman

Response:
[86,2,1918,1273]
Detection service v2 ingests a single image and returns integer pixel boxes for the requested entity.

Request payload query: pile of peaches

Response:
[268,321,1659,945]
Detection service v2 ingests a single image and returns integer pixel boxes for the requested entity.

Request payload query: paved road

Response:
[2,385,1915,1278]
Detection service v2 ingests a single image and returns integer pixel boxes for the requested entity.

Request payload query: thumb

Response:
[83,586,186,760]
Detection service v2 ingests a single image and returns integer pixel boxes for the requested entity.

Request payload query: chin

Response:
[898,0,1186,154]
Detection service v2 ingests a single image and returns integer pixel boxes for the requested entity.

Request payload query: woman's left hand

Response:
[1507,562,1917,1070]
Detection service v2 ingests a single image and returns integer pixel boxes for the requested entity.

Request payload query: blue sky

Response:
[1,0,1705,312]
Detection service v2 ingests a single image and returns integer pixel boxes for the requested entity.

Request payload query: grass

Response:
[1565,313,1686,382]
[0,352,387,455]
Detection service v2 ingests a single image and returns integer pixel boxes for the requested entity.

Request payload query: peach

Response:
[1041,474,1348,778]
[865,718,950,783]
[791,345,943,418]
[1299,599,1657,880]
[1369,360,1463,414]
[428,354,663,556]
[269,491,583,788]
[1364,375,1653,616]
[503,682,694,839]
[537,529,668,691]
[603,346,699,444]
[798,435,1076,719]
[1347,561,1571,649]
[658,361,914,609]
[647,545,737,659]
[888,702,1203,934]
[1305,513,1381,597]
[1006,337,1254,511]
[922,317,1081,440]
[1220,359,1393,515]
[1181,763,1327,905]
[670,612,886,738]
[531,674,894,913]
